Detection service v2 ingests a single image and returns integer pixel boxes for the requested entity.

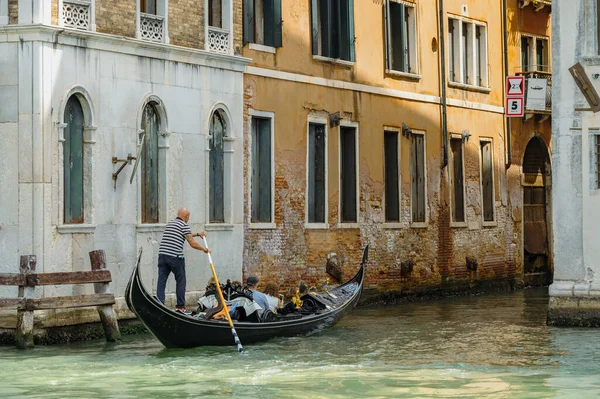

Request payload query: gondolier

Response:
[157,207,210,315]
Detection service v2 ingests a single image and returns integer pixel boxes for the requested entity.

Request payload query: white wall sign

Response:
[525,78,547,111]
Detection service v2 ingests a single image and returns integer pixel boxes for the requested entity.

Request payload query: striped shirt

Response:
[158,217,192,257]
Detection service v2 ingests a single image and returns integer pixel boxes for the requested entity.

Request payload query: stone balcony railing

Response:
[62,0,91,30]
[140,13,165,43]
[517,70,552,114]
[208,26,230,54]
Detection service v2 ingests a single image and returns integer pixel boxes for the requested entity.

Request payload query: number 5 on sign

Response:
[505,97,524,117]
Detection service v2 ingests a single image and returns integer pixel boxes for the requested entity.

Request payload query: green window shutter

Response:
[311,0,319,55]
[272,0,282,48]
[348,0,355,62]
[340,127,357,222]
[141,104,159,224]
[63,96,84,224]
[210,112,225,223]
[308,123,326,223]
[251,118,272,223]
[243,0,255,45]
[384,131,399,222]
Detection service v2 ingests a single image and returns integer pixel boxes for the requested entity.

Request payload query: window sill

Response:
[249,222,276,230]
[304,223,329,230]
[410,222,428,229]
[205,224,235,231]
[337,222,359,229]
[248,43,277,54]
[450,222,468,228]
[448,82,492,94]
[482,220,497,227]
[385,69,422,81]
[57,224,96,234]
[137,223,167,233]
[312,55,354,68]
[383,222,402,229]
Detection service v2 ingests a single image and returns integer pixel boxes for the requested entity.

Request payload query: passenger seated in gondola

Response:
[263,281,284,310]
[197,279,262,322]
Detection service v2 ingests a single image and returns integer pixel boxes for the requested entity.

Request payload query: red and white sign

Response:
[506,97,524,117]
[506,76,525,97]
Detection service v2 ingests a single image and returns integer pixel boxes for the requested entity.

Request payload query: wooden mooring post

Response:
[0,251,121,349]
[89,250,121,342]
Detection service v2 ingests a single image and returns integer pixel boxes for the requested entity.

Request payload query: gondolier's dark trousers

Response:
[157,254,186,308]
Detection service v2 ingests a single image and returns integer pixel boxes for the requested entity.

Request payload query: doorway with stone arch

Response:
[522,136,553,286]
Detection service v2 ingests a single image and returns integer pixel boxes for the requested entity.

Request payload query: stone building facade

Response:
[0,0,248,328]
[240,0,552,301]
[549,0,600,326]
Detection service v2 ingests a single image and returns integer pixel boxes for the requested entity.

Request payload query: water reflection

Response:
[1,288,600,398]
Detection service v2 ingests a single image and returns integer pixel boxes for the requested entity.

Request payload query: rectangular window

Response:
[340,126,357,223]
[521,35,549,72]
[448,17,487,87]
[411,133,425,223]
[308,122,326,224]
[521,36,530,72]
[450,138,465,223]
[385,0,416,74]
[141,0,157,14]
[311,0,355,62]
[243,0,283,47]
[480,140,494,222]
[251,117,272,223]
[209,0,222,28]
[384,131,400,222]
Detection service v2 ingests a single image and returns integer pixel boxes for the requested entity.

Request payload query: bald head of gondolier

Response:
[177,207,191,223]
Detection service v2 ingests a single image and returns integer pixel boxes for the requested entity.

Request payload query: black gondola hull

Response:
[125,247,367,349]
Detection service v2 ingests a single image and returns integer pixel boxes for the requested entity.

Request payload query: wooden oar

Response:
[202,236,244,353]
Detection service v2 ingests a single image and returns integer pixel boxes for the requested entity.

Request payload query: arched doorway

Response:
[522,137,552,286]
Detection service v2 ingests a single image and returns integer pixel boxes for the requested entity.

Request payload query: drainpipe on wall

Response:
[503,0,512,168]
[438,0,448,168]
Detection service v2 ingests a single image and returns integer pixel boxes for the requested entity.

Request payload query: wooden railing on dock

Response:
[0,250,121,349]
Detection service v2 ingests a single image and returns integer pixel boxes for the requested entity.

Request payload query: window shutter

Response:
[348,0,355,61]
[243,0,255,45]
[341,127,357,223]
[311,0,319,55]
[384,132,399,222]
[273,0,282,47]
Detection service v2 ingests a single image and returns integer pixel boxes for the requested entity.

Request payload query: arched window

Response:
[64,95,85,224]
[141,103,160,223]
[209,110,225,223]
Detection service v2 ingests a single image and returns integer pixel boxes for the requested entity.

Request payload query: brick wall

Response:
[96,0,136,38]
[52,0,58,25]
[169,0,203,49]
[232,0,243,55]
[8,0,17,24]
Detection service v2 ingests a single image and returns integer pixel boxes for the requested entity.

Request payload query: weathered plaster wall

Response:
[0,26,248,328]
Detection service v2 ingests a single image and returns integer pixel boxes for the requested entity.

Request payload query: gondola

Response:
[125,246,367,349]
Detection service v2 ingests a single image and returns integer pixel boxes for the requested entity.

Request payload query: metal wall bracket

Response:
[112,154,136,189]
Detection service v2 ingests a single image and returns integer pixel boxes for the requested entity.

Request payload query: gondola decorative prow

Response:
[202,236,244,353]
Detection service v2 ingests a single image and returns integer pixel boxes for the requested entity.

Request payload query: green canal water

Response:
[1,288,599,398]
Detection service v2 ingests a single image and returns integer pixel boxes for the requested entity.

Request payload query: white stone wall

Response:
[551,0,600,298]
[0,26,248,305]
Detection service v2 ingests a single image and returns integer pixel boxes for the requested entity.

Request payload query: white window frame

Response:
[479,137,496,226]
[449,134,467,227]
[205,0,233,54]
[520,34,550,72]
[136,0,170,43]
[248,109,276,229]
[410,129,427,227]
[384,0,419,78]
[338,120,359,228]
[305,116,329,229]
[448,16,488,89]
[383,126,402,229]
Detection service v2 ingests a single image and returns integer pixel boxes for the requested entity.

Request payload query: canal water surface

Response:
[1,288,599,398]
